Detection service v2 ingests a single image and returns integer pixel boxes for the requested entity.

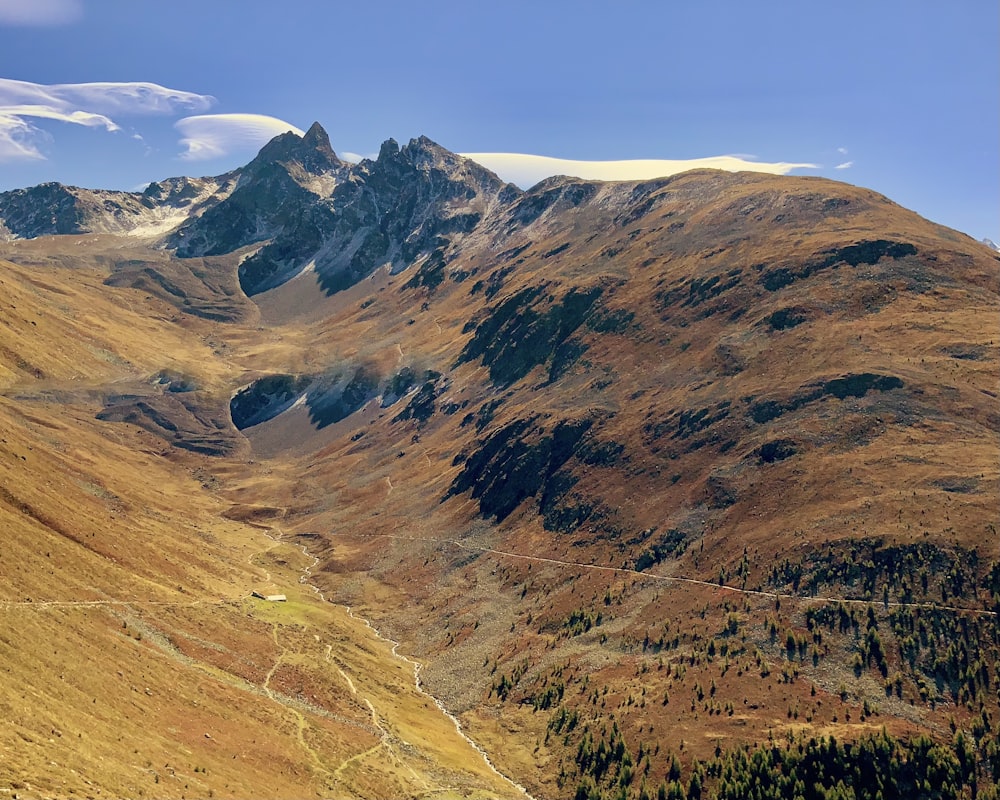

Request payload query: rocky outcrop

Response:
[456,283,606,386]
[230,365,428,433]
[0,175,236,239]
[447,416,594,524]
[233,134,517,296]
[230,375,311,430]
[169,123,348,262]
[748,372,905,424]
[759,240,918,292]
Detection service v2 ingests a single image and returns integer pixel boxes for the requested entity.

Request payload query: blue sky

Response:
[0,0,996,241]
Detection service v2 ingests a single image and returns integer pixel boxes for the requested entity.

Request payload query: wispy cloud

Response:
[0,79,213,116]
[837,146,849,155]
[0,0,82,26]
[48,82,214,116]
[175,114,304,161]
[0,113,45,160]
[0,78,215,161]
[462,152,819,188]
[835,161,854,170]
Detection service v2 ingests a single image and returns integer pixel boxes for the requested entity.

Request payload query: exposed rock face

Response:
[0,183,88,237]
[0,175,236,239]
[169,123,349,261]
[232,134,516,296]
[230,365,420,432]
[456,283,607,386]
[447,415,596,525]
[230,375,312,430]
[0,125,348,245]
[139,124,519,298]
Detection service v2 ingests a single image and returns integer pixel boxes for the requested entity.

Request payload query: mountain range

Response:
[0,123,997,800]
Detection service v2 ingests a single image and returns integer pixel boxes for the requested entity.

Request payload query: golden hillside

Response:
[0,141,997,799]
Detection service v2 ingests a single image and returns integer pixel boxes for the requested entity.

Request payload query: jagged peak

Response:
[378,138,400,161]
[302,121,328,143]
[302,121,338,160]
[403,135,455,161]
[409,134,441,149]
[245,122,343,178]
[374,135,448,164]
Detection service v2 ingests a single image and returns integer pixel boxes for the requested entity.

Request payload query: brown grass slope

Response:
[0,244,528,799]
[231,170,999,798]
[0,162,997,800]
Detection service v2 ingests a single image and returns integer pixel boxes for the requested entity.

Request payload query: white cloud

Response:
[835,161,854,170]
[0,102,116,161]
[339,151,377,164]
[0,0,81,26]
[175,114,304,161]
[0,112,44,159]
[0,78,215,162]
[837,146,849,155]
[0,79,213,116]
[0,104,117,130]
[51,82,214,116]
[461,152,819,188]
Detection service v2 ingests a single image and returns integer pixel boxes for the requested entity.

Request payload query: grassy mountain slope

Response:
[0,244,526,799]
[0,141,997,800]
[234,170,999,799]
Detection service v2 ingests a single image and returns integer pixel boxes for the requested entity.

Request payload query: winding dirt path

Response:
[0,598,221,610]
[343,604,536,799]
[273,527,533,798]
[5,514,989,798]
[261,622,333,782]
[322,529,999,620]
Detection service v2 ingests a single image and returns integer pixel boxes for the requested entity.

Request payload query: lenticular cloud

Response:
[47,82,215,116]
[461,152,819,188]
[175,114,304,161]
[0,78,215,161]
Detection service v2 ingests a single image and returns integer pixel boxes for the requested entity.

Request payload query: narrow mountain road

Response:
[321,529,999,620]
[0,597,223,610]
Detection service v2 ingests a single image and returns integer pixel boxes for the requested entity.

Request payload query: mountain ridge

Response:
[0,123,997,800]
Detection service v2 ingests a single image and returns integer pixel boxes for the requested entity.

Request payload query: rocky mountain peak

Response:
[0,177,235,240]
[405,134,444,157]
[397,135,462,166]
[0,183,81,239]
[366,134,514,207]
[241,121,343,182]
[377,137,400,161]
[169,122,352,258]
[234,133,516,296]
[302,120,335,152]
